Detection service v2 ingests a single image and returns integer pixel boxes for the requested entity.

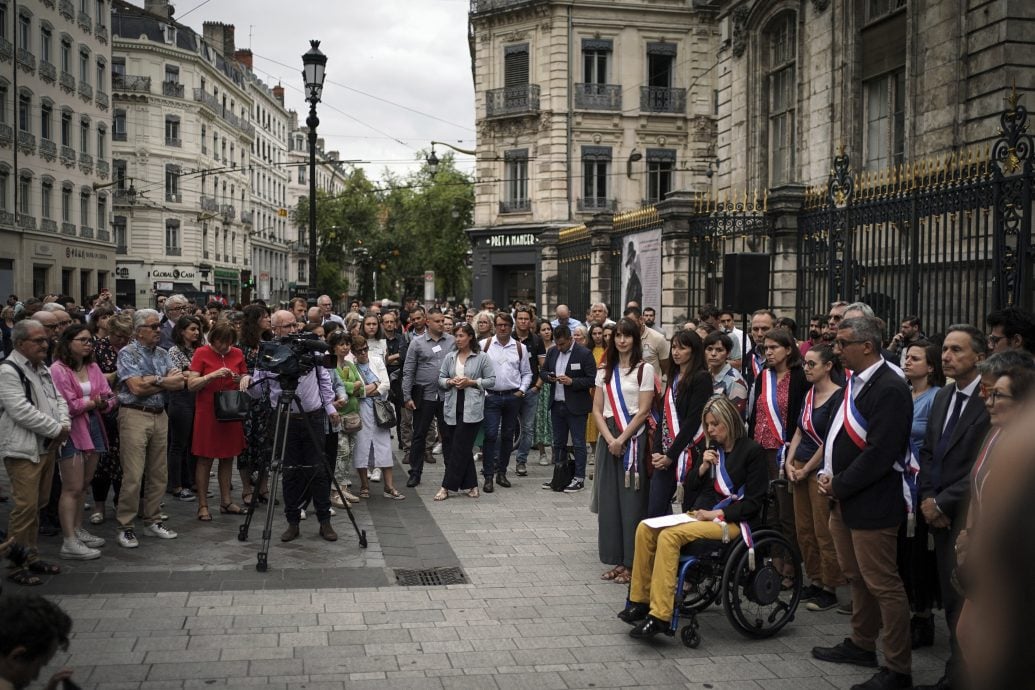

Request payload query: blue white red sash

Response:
[663,373,705,499]
[759,369,790,471]
[799,386,824,447]
[750,351,764,379]
[710,447,756,570]
[605,366,645,489]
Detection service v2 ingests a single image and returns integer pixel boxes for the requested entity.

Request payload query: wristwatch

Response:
[155,375,164,387]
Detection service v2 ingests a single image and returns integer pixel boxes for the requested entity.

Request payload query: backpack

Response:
[0,359,34,409]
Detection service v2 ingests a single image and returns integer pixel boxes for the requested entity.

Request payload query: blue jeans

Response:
[482,391,522,477]
[515,386,540,463]
[550,400,587,479]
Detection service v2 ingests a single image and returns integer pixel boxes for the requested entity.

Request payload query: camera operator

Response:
[0,593,75,690]
[242,311,340,543]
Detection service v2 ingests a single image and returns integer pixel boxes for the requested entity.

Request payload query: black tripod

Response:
[237,379,367,572]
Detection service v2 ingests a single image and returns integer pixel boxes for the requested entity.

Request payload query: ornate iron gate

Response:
[557,225,591,320]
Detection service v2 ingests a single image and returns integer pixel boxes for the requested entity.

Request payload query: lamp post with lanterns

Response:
[302,40,327,301]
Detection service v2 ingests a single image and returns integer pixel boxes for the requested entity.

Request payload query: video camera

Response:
[256,333,330,382]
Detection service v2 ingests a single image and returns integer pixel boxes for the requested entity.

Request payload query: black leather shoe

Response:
[280,524,299,542]
[629,614,673,639]
[910,614,935,649]
[495,473,512,488]
[617,602,649,625]
[405,476,420,488]
[851,667,912,690]
[912,676,951,690]
[483,478,494,493]
[812,638,878,667]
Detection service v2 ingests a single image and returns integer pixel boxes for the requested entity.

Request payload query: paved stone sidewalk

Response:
[10,451,951,688]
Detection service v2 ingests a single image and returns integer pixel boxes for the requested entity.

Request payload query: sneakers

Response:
[74,527,105,548]
[300,508,308,520]
[811,638,879,667]
[515,463,528,476]
[370,468,383,483]
[146,522,178,539]
[563,478,585,493]
[837,601,853,615]
[60,539,101,560]
[805,590,840,612]
[538,451,550,466]
[173,488,196,502]
[541,481,553,490]
[800,584,824,602]
[432,442,443,455]
[117,528,139,548]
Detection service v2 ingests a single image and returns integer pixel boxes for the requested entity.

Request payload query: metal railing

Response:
[576,197,617,212]
[166,192,182,203]
[78,81,93,100]
[486,84,540,118]
[95,91,109,109]
[499,199,531,213]
[574,83,622,111]
[61,222,76,236]
[0,123,12,147]
[80,226,93,239]
[17,48,36,72]
[17,131,35,153]
[221,204,236,222]
[95,24,108,43]
[40,60,56,82]
[470,0,545,14]
[77,11,92,33]
[166,247,182,256]
[40,139,57,160]
[113,74,151,93]
[59,0,74,19]
[240,210,254,224]
[165,136,181,147]
[639,86,686,114]
[78,153,93,173]
[97,229,110,242]
[200,196,219,212]
[0,211,13,228]
[41,219,58,233]
[96,159,109,177]
[113,129,126,141]
[193,88,220,112]
[60,71,75,92]
[60,145,76,166]
[17,215,37,232]
[163,81,184,98]
[116,244,127,254]
[0,37,12,62]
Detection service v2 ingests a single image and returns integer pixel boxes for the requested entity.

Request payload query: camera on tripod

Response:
[256,333,332,381]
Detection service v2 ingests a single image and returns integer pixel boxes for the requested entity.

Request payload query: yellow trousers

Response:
[629,518,740,621]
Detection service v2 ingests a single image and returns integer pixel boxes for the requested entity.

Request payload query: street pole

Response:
[307,104,318,302]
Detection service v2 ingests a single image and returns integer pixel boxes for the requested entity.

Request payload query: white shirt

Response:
[850,358,886,399]
[595,362,655,419]
[481,336,532,393]
[553,346,573,402]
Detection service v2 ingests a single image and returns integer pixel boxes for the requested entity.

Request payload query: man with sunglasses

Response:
[480,312,532,492]
[158,295,189,350]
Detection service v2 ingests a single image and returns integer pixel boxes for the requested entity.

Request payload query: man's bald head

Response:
[271,310,297,329]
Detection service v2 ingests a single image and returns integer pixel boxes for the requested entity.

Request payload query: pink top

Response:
[50,360,115,451]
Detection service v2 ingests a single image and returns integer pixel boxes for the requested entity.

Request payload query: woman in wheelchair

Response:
[618,395,768,638]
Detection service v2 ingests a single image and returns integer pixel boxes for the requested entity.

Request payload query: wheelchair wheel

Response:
[680,617,701,648]
[721,530,802,639]
[678,558,722,614]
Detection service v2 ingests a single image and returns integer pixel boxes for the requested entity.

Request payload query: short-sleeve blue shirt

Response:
[117,339,175,407]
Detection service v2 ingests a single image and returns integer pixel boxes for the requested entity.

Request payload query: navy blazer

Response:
[541,343,597,416]
[829,361,914,530]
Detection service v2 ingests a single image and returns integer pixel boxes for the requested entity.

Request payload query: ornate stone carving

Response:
[731,5,750,59]
[811,0,830,13]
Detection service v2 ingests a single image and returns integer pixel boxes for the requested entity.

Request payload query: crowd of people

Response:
[1,288,1034,690]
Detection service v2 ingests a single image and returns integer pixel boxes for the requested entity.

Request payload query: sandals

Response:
[90,512,105,525]
[7,568,43,586]
[467,488,479,498]
[27,560,61,575]
[601,566,624,581]
[197,506,212,522]
[613,571,632,585]
[383,488,405,501]
[242,492,254,508]
[433,489,449,501]
[220,503,248,515]
[359,487,370,499]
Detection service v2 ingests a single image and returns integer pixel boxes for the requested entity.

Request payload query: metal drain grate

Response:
[394,567,467,587]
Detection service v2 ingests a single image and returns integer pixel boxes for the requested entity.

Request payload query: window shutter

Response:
[504,44,529,87]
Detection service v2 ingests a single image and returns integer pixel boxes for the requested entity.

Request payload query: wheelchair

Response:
[668,480,803,648]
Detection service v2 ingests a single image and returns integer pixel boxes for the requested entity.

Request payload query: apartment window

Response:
[865,0,905,22]
[0,3,6,44]
[165,164,179,200]
[80,190,90,227]
[164,64,178,84]
[95,59,104,91]
[79,0,90,17]
[298,259,306,283]
[766,13,796,186]
[40,101,52,140]
[17,173,31,215]
[110,56,124,78]
[504,44,529,87]
[17,91,30,132]
[0,82,6,124]
[79,47,90,84]
[298,166,305,184]
[96,125,105,158]
[165,219,180,252]
[647,43,675,90]
[581,146,611,207]
[60,110,72,146]
[95,0,105,28]
[164,115,180,146]
[41,178,52,219]
[17,12,29,52]
[61,184,72,222]
[113,215,126,251]
[60,37,72,73]
[0,168,8,212]
[502,149,529,211]
[860,0,905,170]
[113,108,125,139]
[200,124,206,153]
[863,70,905,170]
[96,195,106,232]
[79,117,89,153]
[113,159,126,189]
[582,39,611,84]
[40,24,52,63]
[646,149,675,203]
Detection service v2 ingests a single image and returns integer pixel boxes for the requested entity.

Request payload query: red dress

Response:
[190,345,247,458]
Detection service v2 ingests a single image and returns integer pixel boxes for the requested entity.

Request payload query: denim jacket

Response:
[438,350,496,425]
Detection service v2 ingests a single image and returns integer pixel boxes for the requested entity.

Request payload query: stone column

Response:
[587,213,615,311]
[766,184,806,320]
[656,191,696,337]
[538,228,560,319]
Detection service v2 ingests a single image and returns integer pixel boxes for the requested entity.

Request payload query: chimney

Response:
[202,21,235,57]
[144,0,173,19]
[327,151,339,161]
[273,84,285,106]
[234,49,253,70]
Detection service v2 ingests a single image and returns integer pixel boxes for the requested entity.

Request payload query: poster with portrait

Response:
[620,229,661,313]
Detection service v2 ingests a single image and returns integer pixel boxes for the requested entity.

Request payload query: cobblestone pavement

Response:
[4,447,951,689]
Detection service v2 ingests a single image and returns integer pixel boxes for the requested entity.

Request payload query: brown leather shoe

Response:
[280,523,300,542]
[319,521,338,542]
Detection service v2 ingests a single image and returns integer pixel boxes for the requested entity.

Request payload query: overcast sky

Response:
[177,0,476,183]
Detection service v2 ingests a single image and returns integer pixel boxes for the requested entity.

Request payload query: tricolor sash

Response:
[750,351,765,379]
[662,372,706,504]
[711,447,756,570]
[799,386,824,447]
[605,366,645,489]
[759,369,790,471]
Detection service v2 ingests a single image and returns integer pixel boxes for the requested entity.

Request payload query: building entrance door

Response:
[496,265,536,307]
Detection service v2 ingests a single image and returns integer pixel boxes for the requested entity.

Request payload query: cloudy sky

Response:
[178,0,477,182]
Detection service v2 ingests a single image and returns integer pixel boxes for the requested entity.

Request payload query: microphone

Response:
[708,440,719,479]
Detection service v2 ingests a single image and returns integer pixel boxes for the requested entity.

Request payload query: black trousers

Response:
[408,400,452,480]
[932,513,966,683]
[281,412,331,525]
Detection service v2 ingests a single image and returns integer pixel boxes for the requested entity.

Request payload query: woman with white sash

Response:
[594,318,654,585]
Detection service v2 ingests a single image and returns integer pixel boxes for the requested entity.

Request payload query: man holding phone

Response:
[541,325,597,492]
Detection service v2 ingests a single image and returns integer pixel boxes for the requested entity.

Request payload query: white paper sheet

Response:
[642,513,697,529]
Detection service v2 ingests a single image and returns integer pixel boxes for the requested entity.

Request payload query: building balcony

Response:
[97,228,110,242]
[576,197,617,212]
[0,123,12,147]
[200,196,219,212]
[78,11,92,33]
[166,247,182,257]
[486,84,540,119]
[96,159,109,177]
[41,218,58,233]
[499,199,531,214]
[60,71,75,92]
[221,205,236,222]
[95,24,108,44]
[0,37,11,62]
[113,130,126,142]
[113,74,151,94]
[78,81,93,101]
[17,131,35,154]
[61,222,76,235]
[113,188,134,204]
[241,210,254,225]
[640,86,686,114]
[17,48,36,73]
[470,0,546,15]
[574,83,622,111]
[193,87,220,113]
[96,90,109,109]
[162,81,184,98]
[165,136,181,147]
[288,242,308,253]
[79,152,94,174]
[0,210,13,228]
[166,192,182,203]
[59,0,74,20]
[40,60,56,82]
[60,145,76,167]
[17,215,37,232]
[80,226,93,239]
[116,244,127,254]
[40,139,57,161]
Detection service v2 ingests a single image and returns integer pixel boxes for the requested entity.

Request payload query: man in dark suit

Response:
[812,317,913,690]
[540,325,597,493]
[915,325,990,690]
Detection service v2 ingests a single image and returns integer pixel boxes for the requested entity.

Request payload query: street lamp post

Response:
[302,40,327,301]
[426,141,477,174]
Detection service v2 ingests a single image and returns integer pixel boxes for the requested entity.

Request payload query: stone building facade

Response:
[0,0,115,302]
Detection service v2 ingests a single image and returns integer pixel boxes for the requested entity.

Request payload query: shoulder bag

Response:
[373,398,397,429]
[214,390,251,422]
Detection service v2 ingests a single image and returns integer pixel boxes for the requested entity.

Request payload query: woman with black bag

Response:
[352,335,403,500]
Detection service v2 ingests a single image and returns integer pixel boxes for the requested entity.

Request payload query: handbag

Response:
[342,412,362,434]
[214,390,251,422]
[549,446,576,492]
[373,398,397,429]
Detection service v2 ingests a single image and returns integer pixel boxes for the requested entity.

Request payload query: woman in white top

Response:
[351,335,402,500]
[361,314,387,366]
[593,317,655,585]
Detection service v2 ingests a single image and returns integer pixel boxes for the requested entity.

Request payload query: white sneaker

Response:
[432,443,443,455]
[60,539,101,560]
[328,507,337,516]
[146,522,178,539]
[370,468,383,483]
[74,527,105,548]
[117,528,139,548]
[300,508,308,520]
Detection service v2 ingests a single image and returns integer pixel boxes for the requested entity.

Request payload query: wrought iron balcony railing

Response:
[221,204,236,222]
[0,123,12,147]
[80,226,93,239]
[97,159,109,177]
[499,199,531,213]
[60,71,75,92]
[17,131,35,154]
[78,81,93,101]
[61,222,76,236]
[97,229,110,242]
[60,145,76,167]
[486,84,540,118]
[59,0,74,19]
[17,48,36,72]
[17,215,37,232]
[41,219,58,233]
[116,244,127,254]
[200,196,219,212]
[40,139,57,160]
[576,197,618,212]
[470,0,546,15]
[166,192,182,203]
[39,60,56,82]
[95,24,108,43]
[79,152,93,173]
[241,210,254,225]
[113,129,126,141]
[640,86,687,114]
[0,37,12,62]
[78,11,92,33]
[166,247,182,256]
[162,81,184,98]
[574,83,622,111]
[95,90,109,109]
[0,210,13,228]
[113,74,150,93]
[165,136,181,147]
[193,88,220,113]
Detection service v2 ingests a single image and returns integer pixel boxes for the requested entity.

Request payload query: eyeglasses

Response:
[495,323,510,329]
[72,337,94,344]
[987,334,1004,347]
[26,337,48,344]
[43,324,59,330]
[56,320,72,326]
[354,347,369,353]
[988,390,1014,404]
[834,338,866,348]
[803,360,821,369]
[140,323,161,331]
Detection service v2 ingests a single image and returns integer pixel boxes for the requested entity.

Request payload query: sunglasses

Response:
[140,323,161,331]
[354,347,369,353]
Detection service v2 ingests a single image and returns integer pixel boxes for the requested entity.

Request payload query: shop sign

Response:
[66,247,110,261]
[152,266,197,280]
[154,282,174,291]
[201,283,215,292]
[32,243,54,258]
[115,266,132,278]
[214,269,240,281]
[487,233,536,248]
